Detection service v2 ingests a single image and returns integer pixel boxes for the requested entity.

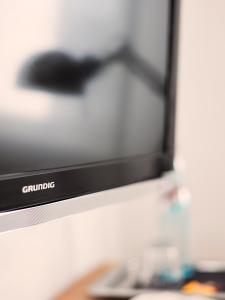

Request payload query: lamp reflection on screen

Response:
[18,45,165,97]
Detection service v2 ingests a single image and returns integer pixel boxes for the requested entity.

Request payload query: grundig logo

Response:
[22,182,55,194]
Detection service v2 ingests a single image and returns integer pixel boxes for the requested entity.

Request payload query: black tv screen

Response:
[0,0,178,214]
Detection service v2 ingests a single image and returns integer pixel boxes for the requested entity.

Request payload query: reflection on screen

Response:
[0,0,170,176]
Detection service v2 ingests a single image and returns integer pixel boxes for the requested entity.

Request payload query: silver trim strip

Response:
[0,171,176,233]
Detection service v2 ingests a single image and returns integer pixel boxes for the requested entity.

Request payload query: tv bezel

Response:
[0,0,180,215]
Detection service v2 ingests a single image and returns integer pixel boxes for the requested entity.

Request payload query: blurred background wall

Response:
[177,0,225,261]
[0,0,225,299]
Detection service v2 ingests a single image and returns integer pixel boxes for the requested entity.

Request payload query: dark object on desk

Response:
[192,271,225,291]
[90,262,225,299]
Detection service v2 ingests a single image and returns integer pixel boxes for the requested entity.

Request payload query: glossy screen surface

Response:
[0,0,171,176]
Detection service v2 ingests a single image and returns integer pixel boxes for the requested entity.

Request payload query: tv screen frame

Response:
[0,0,180,229]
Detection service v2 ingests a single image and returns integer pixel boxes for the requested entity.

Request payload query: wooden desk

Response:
[53,264,116,300]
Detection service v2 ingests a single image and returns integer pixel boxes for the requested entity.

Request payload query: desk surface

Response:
[53,264,115,300]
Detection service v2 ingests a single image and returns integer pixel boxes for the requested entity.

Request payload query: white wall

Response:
[177,0,225,261]
[1,1,225,299]
[0,206,123,300]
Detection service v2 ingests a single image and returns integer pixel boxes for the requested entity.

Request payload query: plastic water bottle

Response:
[157,172,192,283]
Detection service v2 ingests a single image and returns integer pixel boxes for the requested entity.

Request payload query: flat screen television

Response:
[0,0,179,231]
